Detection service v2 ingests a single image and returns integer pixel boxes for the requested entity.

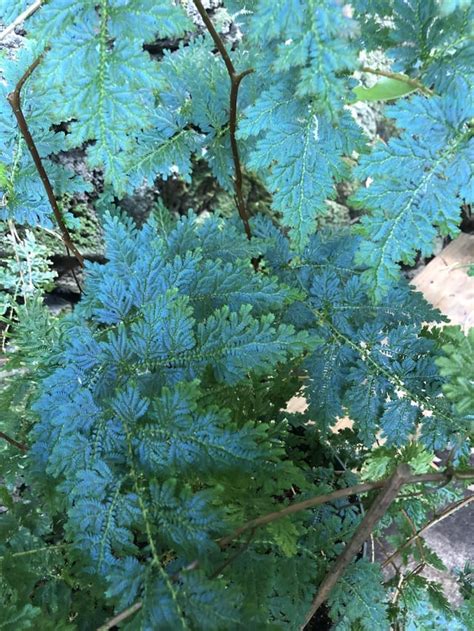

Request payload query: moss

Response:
[34,195,104,258]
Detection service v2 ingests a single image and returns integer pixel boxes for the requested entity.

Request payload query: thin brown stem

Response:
[191,0,253,241]
[360,66,434,96]
[191,0,234,78]
[65,247,84,294]
[0,431,28,452]
[377,536,400,576]
[218,468,474,548]
[301,464,412,628]
[97,602,143,630]
[218,480,389,548]
[210,528,256,579]
[391,562,425,608]
[229,68,254,241]
[391,571,405,606]
[102,466,474,627]
[7,55,84,266]
[400,508,425,563]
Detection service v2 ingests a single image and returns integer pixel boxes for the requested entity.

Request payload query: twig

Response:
[102,466,474,627]
[301,464,412,628]
[191,0,253,241]
[369,533,375,563]
[0,542,67,561]
[0,431,28,452]
[210,528,256,579]
[66,247,84,294]
[391,562,425,608]
[218,468,474,547]
[0,0,43,41]
[400,508,425,564]
[7,55,84,267]
[219,480,389,548]
[391,571,405,605]
[97,602,143,630]
[382,494,474,569]
[377,536,400,576]
[360,66,434,96]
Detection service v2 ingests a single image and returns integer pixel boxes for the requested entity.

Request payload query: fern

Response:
[1,0,473,628]
[327,559,389,630]
[436,326,474,417]
[229,0,358,114]
[252,221,460,448]
[28,214,315,627]
[354,0,474,91]
[238,82,363,249]
[31,0,191,192]
[352,86,473,297]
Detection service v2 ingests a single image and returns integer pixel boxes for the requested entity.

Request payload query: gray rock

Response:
[118,184,159,227]
[43,294,73,315]
[54,268,85,297]
[321,199,351,226]
[182,0,241,45]
[349,101,383,139]
[0,21,25,59]
[422,499,474,605]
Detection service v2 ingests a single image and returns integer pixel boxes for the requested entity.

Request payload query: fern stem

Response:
[7,54,84,267]
[210,528,256,579]
[0,431,27,452]
[105,467,474,628]
[218,467,474,548]
[360,66,434,96]
[0,542,67,561]
[97,602,143,630]
[301,464,412,627]
[121,417,189,630]
[191,0,254,241]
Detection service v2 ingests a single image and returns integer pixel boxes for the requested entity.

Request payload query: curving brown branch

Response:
[191,0,254,241]
[0,431,27,452]
[301,464,412,628]
[7,54,84,267]
[218,467,474,547]
[100,465,474,630]
[97,602,143,630]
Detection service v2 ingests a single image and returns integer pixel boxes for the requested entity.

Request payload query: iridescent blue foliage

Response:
[1,0,472,628]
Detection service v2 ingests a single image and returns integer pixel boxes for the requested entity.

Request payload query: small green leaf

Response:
[352,77,416,102]
[268,518,300,557]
